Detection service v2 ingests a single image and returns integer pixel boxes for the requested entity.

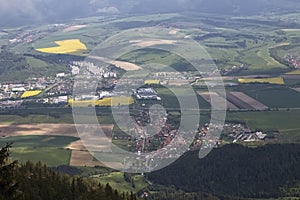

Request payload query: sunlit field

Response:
[21,90,42,98]
[238,77,285,85]
[69,96,134,107]
[144,80,160,85]
[36,39,87,54]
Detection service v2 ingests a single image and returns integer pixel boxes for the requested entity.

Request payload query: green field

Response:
[7,12,300,78]
[237,85,300,108]
[0,107,115,124]
[120,49,195,72]
[93,172,148,193]
[227,110,300,142]
[0,135,78,148]
[0,135,78,166]
[155,87,211,109]
[10,148,71,167]
[0,114,74,124]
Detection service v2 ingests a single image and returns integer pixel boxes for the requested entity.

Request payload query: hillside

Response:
[0,144,137,200]
[148,144,300,198]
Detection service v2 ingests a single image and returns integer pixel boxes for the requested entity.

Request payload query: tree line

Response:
[0,143,137,200]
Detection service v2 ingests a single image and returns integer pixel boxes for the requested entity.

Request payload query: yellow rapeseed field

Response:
[144,80,160,85]
[69,97,134,107]
[21,90,42,98]
[238,77,285,85]
[36,39,87,54]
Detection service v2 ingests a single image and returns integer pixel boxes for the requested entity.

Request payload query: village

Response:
[0,57,271,159]
[285,54,300,68]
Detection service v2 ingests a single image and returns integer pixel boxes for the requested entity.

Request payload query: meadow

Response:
[93,172,148,193]
[227,110,300,142]
[236,85,300,108]
[0,135,79,166]
[154,87,211,110]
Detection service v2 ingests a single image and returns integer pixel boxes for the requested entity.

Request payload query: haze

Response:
[1,0,300,27]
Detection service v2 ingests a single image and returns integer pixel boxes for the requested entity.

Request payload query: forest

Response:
[148,143,300,199]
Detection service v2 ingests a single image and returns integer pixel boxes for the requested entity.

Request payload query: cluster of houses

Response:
[285,54,300,68]
[222,122,268,143]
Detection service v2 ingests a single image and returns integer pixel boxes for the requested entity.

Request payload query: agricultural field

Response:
[0,135,78,166]
[69,150,103,167]
[0,123,114,167]
[119,48,195,72]
[21,90,42,98]
[36,39,87,54]
[155,87,211,110]
[88,56,142,71]
[227,110,300,142]
[236,85,300,108]
[198,91,238,110]
[238,77,285,85]
[0,114,75,125]
[0,123,79,137]
[144,80,160,85]
[230,92,268,110]
[0,135,78,148]
[11,148,71,167]
[69,97,135,107]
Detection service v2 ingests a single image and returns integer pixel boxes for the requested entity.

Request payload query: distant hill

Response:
[148,144,300,198]
[1,0,300,27]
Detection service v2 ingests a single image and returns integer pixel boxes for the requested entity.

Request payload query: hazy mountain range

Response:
[1,0,300,27]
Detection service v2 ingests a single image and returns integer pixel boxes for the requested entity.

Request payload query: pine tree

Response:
[0,143,18,199]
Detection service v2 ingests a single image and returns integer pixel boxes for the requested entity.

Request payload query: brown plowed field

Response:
[229,92,268,110]
[69,150,103,167]
[198,91,239,110]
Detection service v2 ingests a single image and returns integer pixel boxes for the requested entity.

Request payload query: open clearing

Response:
[63,25,87,33]
[129,39,177,47]
[0,123,78,137]
[169,30,178,35]
[0,123,114,167]
[93,172,148,193]
[229,92,268,110]
[257,47,285,67]
[0,135,76,166]
[242,86,300,108]
[198,91,238,110]
[0,123,113,138]
[88,55,141,71]
[69,150,103,167]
